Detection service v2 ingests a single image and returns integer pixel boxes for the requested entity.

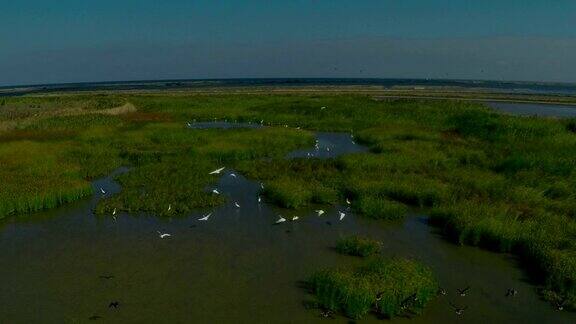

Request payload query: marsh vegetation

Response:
[1,93,576,312]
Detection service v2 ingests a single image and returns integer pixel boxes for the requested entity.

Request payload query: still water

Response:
[487,102,576,118]
[0,126,573,323]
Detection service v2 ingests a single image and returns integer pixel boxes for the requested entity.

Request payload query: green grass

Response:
[2,93,576,308]
[307,257,438,319]
[335,236,382,257]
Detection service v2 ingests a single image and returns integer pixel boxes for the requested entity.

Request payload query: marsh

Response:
[1,93,576,323]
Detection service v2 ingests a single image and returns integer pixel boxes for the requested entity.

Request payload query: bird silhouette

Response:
[449,302,467,315]
[108,301,119,309]
[457,286,470,296]
[506,288,518,297]
[99,275,114,280]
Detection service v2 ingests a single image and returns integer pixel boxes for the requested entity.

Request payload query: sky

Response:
[1,0,575,86]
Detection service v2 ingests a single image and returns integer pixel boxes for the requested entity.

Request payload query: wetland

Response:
[1,92,576,323]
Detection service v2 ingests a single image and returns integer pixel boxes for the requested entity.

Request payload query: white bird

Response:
[100,187,106,194]
[186,122,192,127]
[234,202,241,208]
[258,196,262,203]
[112,208,117,216]
[260,120,264,124]
[276,216,286,224]
[168,204,172,212]
[292,216,299,221]
[212,189,220,195]
[346,198,351,205]
[229,173,237,178]
[339,211,346,221]
[157,231,171,239]
[209,167,225,175]
[316,210,325,216]
[321,106,326,110]
[260,183,264,189]
[198,213,211,221]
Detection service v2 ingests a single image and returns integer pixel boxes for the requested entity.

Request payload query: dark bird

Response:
[319,308,335,319]
[449,302,467,315]
[556,299,567,311]
[88,315,102,320]
[506,288,518,297]
[457,286,470,297]
[99,275,114,280]
[109,301,120,309]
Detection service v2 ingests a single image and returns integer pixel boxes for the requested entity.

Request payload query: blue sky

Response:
[1,0,575,86]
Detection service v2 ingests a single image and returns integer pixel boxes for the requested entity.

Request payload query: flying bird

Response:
[212,189,220,195]
[292,216,299,221]
[100,188,106,195]
[506,288,518,297]
[229,173,237,178]
[109,301,120,309]
[209,167,225,175]
[157,231,171,239]
[198,213,211,221]
[457,286,470,297]
[449,302,467,315]
[234,202,241,208]
[167,204,172,212]
[258,196,262,203]
[346,198,351,205]
[316,210,325,216]
[339,211,346,221]
[321,106,326,110]
[276,216,286,224]
[112,208,116,216]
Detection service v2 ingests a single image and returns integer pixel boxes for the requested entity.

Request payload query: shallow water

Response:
[187,121,264,129]
[487,102,576,118]
[0,129,573,323]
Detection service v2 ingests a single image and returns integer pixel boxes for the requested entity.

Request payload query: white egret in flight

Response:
[198,213,211,221]
[209,167,225,175]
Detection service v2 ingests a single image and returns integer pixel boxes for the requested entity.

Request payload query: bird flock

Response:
[141,165,352,240]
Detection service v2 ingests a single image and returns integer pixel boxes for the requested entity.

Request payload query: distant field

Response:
[1,92,576,311]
